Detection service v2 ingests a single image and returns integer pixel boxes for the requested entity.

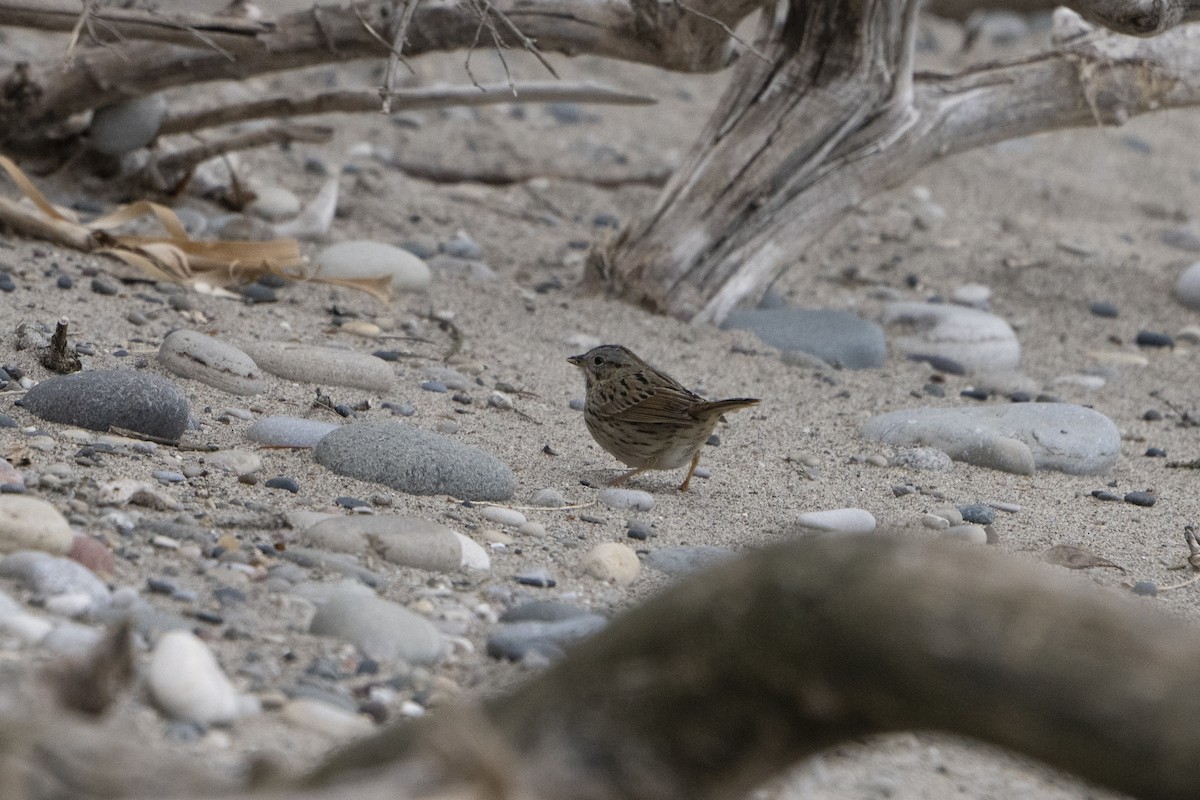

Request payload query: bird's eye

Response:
[592,355,605,367]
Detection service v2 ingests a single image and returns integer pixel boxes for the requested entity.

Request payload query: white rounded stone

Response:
[147,630,242,725]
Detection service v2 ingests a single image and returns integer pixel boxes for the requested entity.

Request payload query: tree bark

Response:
[591,1,1200,323]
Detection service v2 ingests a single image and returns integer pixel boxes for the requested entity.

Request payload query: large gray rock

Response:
[881,302,1020,373]
[158,330,265,395]
[314,421,515,501]
[722,308,886,369]
[19,370,190,440]
[309,591,444,664]
[860,403,1120,475]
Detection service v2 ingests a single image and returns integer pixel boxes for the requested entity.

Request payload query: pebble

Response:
[89,94,167,155]
[950,283,991,309]
[0,495,74,554]
[246,416,340,448]
[0,273,15,293]
[518,521,546,538]
[921,514,950,530]
[881,301,1020,372]
[1131,581,1158,597]
[421,380,448,393]
[91,276,119,296]
[515,569,556,588]
[201,449,261,478]
[1173,261,1200,310]
[153,470,186,484]
[597,488,655,512]
[793,508,877,535]
[487,391,514,410]
[1124,491,1157,507]
[1088,301,1119,318]
[529,488,566,508]
[68,534,114,575]
[581,542,641,585]
[442,230,483,260]
[486,614,607,661]
[1091,490,1122,502]
[0,551,110,611]
[480,506,527,527]
[888,447,953,471]
[957,504,996,525]
[1162,228,1200,252]
[721,308,886,369]
[300,515,489,571]
[940,524,988,544]
[282,698,372,737]
[241,342,395,392]
[313,241,431,293]
[265,476,300,493]
[308,590,444,664]
[247,186,301,221]
[157,330,265,395]
[146,630,244,725]
[19,370,190,441]
[314,421,515,501]
[1134,331,1174,349]
[861,403,1119,475]
[644,546,734,576]
[626,519,652,540]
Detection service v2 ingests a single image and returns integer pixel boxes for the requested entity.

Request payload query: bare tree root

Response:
[10,534,1200,800]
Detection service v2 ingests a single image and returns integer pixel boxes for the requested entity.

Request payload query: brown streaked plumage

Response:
[567,344,759,491]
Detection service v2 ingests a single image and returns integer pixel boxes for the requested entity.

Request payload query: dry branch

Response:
[159,81,654,137]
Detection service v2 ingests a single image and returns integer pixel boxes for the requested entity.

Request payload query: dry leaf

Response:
[1042,544,1126,573]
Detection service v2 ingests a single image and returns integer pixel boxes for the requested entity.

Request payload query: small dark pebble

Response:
[958,504,996,525]
[241,283,278,303]
[146,577,176,594]
[1088,301,1119,318]
[1009,391,1031,403]
[1143,409,1163,421]
[359,700,388,724]
[0,414,16,429]
[168,294,196,312]
[534,277,563,294]
[265,476,300,493]
[566,240,590,250]
[516,571,556,588]
[336,496,372,510]
[111,348,129,357]
[0,273,15,292]
[193,610,225,625]
[1035,393,1062,403]
[257,273,288,289]
[1091,490,1122,502]
[332,404,353,418]
[546,102,584,124]
[451,392,472,405]
[706,434,720,447]
[1145,447,1167,458]
[579,514,606,525]
[1135,330,1174,348]
[568,398,585,411]
[400,241,437,259]
[592,213,620,229]
[960,388,990,401]
[0,484,26,494]
[91,276,119,296]
[74,342,96,356]
[420,380,448,393]
[372,350,404,362]
[626,519,652,540]
[1124,491,1157,507]
[356,658,380,676]
[1131,581,1158,597]
[4,366,23,381]
[908,353,966,375]
[892,484,917,497]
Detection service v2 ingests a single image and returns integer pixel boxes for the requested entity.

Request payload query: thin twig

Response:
[382,0,420,112]
[675,1,771,64]
[149,124,332,185]
[479,0,559,79]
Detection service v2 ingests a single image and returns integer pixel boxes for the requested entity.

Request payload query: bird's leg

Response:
[677,452,702,492]
[609,467,646,486]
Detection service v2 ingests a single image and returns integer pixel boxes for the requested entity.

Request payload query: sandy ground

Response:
[2,5,1200,799]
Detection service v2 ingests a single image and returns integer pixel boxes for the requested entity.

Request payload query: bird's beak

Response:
[567,354,584,367]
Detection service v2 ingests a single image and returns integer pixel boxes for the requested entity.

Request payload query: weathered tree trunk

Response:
[591,0,1200,324]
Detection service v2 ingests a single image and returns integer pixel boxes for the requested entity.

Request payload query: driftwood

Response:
[4,2,1200,320]
[8,534,1200,800]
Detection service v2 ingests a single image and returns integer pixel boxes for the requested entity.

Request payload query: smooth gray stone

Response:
[19,370,190,440]
[881,302,1020,372]
[158,330,265,395]
[89,94,167,156]
[860,403,1119,475]
[314,421,515,501]
[279,547,382,587]
[499,601,596,623]
[644,545,735,576]
[722,308,886,369]
[246,416,340,448]
[0,551,109,607]
[309,591,444,664]
[486,615,607,661]
[241,342,395,392]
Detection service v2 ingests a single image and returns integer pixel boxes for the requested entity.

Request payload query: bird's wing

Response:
[592,373,701,423]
